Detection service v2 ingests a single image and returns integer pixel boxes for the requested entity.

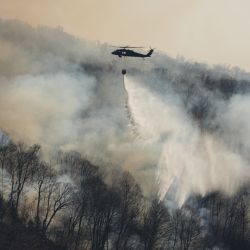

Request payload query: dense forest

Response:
[0,137,249,250]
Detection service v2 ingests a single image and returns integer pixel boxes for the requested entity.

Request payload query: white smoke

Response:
[1,19,250,202]
[0,72,95,152]
[0,20,159,195]
[124,76,250,205]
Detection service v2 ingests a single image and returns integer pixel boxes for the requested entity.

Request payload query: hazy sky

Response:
[1,0,250,71]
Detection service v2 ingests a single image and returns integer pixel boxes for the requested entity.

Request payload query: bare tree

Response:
[63,153,102,250]
[141,199,170,250]
[114,171,143,250]
[169,208,201,250]
[33,162,55,229]
[82,177,119,250]
[4,143,40,212]
[220,188,250,249]
[41,180,73,234]
[0,140,16,196]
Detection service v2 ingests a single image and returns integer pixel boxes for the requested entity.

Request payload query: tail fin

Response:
[146,49,154,57]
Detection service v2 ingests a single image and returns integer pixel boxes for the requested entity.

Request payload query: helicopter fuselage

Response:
[111,49,153,58]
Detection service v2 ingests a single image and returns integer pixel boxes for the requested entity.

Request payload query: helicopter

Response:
[111,46,154,58]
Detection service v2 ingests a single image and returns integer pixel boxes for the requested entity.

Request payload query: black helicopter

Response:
[111,46,154,58]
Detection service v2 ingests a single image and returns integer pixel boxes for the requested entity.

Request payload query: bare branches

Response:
[2,143,40,211]
[0,142,250,250]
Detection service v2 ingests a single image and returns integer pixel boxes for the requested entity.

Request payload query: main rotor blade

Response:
[111,45,144,49]
[126,46,144,48]
[111,45,129,48]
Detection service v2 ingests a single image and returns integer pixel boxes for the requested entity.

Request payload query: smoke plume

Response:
[0,19,250,203]
[123,77,250,205]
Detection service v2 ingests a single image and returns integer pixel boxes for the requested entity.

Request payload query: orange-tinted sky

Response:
[1,0,250,71]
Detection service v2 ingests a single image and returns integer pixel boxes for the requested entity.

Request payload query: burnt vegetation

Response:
[0,138,249,250]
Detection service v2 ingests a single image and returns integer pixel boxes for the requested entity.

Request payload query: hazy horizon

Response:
[0,0,250,71]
